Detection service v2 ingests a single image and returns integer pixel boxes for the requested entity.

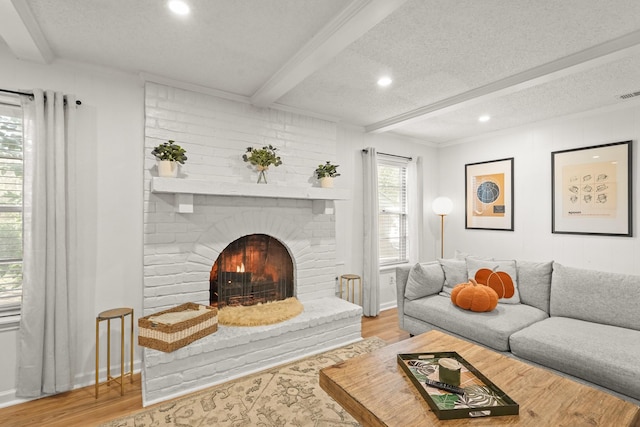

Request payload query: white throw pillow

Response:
[404,262,445,300]
[438,258,469,296]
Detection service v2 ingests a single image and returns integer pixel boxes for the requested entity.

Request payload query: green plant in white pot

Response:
[152,140,187,177]
[242,144,282,183]
[315,161,340,188]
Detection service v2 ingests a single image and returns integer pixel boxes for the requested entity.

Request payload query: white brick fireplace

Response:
[141,82,362,406]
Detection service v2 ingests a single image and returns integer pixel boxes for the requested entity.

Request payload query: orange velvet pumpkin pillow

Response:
[450,279,499,312]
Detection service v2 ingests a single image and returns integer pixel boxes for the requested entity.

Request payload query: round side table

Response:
[340,274,363,306]
[95,307,134,398]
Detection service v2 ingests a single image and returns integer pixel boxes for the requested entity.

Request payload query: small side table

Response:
[95,307,134,398]
[340,274,363,306]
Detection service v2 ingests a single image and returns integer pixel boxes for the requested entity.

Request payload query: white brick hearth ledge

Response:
[142,297,362,406]
[150,177,350,213]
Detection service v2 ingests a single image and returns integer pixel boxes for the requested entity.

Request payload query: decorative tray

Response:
[397,351,519,420]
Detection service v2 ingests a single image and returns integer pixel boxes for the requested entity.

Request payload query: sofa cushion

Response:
[466,258,521,304]
[516,260,553,313]
[404,261,444,300]
[510,317,640,400]
[551,263,640,331]
[404,294,548,351]
[438,258,468,296]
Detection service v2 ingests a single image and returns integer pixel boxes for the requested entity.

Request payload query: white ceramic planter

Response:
[158,160,178,177]
[320,177,334,188]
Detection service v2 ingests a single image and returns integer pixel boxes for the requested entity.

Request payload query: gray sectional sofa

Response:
[396,259,640,405]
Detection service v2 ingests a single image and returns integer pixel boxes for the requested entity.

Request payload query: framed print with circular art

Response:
[465,158,514,231]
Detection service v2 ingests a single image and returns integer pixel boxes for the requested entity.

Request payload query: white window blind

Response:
[0,99,23,313]
[377,155,409,266]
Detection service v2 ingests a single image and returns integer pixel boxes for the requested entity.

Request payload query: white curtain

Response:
[362,148,380,317]
[16,89,77,396]
[407,156,423,263]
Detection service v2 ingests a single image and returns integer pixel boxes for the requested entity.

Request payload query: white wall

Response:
[436,102,640,274]
[0,46,144,406]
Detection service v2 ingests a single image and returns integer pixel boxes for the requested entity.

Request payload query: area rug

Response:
[100,337,386,427]
[218,297,304,326]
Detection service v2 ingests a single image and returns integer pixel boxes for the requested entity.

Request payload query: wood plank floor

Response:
[1,307,409,427]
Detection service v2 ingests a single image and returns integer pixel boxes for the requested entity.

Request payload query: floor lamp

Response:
[432,197,453,258]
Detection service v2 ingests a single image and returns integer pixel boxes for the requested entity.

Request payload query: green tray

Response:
[397,351,519,420]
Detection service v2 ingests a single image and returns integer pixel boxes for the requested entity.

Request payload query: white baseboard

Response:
[379,301,397,312]
[0,390,34,409]
[0,361,141,409]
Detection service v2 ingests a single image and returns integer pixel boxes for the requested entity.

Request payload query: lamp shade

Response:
[432,197,453,215]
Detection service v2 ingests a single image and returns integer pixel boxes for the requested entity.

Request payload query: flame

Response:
[236,263,245,273]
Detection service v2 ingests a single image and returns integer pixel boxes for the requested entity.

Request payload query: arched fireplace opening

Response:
[210,234,294,308]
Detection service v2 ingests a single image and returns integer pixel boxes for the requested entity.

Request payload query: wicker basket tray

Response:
[138,302,218,352]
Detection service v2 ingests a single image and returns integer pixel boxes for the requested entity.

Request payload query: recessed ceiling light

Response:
[168,0,190,15]
[478,115,491,123]
[377,76,392,87]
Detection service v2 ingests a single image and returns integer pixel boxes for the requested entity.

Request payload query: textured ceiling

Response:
[2,0,640,144]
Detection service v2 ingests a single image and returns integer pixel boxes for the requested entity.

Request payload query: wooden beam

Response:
[366,29,640,133]
[250,0,407,107]
[0,0,54,63]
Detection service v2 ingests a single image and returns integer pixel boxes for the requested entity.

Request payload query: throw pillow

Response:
[517,260,553,313]
[438,258,469,296]
[404,262,445,300]
[466,258,521,304]
[450,280,498,312]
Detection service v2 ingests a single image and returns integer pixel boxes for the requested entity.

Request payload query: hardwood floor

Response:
[1,307,409,427]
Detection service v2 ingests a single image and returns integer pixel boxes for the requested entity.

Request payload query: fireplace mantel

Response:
[151,177,350,213]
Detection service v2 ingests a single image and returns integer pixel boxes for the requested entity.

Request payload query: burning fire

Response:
[236,263,245,273]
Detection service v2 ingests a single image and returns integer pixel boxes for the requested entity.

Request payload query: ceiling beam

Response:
[0,0,53,63]
[365,29,640,133]
[250,0,407,107]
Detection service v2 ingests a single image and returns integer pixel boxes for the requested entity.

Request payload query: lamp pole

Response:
[439,214,445,258]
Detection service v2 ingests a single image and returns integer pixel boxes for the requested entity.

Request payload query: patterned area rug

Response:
[101,337,386,427]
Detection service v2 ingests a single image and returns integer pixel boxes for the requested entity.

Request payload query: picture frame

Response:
[551,140,632,236]
[465,158,514,231]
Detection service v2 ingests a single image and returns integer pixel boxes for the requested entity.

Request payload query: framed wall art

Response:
[551,140,632,236]
[465,158,514,231]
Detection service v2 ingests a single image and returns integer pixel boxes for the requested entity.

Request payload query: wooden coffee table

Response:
[320,330,640,426]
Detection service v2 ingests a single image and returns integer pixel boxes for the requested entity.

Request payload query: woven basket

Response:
[138,302,218,352]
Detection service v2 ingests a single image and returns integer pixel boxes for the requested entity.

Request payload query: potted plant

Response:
[315,161,340,188]
[242,144,282,183]
[152,140,187,177]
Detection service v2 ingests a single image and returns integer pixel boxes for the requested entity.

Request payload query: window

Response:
[377,156,408,266]
[0,98,23,316]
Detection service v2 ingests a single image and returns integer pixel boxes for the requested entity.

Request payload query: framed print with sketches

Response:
[551,140,632,236]
[465,157,514,231]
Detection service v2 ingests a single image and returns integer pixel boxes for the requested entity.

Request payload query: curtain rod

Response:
[0,88,82,105]
[361,149,412,161]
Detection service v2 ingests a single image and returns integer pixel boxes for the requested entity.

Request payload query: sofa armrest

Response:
[397,261,446,331]
[396,265,412,330]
